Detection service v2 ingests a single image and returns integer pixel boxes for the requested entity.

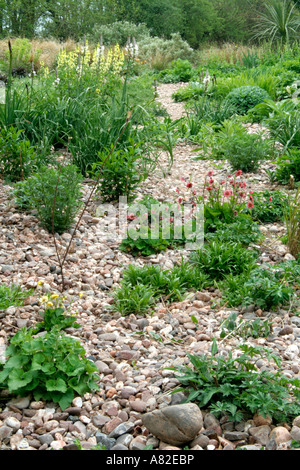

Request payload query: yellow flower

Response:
[78,291,84,298]
[50,294,60,300]
[37,279,45,286]
[46,301,54,308]
[40,295,49,303]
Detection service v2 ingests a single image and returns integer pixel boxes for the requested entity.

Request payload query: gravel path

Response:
[0,83,299,451]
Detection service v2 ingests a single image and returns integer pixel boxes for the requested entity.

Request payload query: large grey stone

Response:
[142,403,203,446]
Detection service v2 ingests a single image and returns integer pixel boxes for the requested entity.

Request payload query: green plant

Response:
[205,215,263,246]
[119,262,210,305]
[0,126,37,181]
[94,145,144,202]
[252,0,300,46]
[169,342,300,423]
[224,85,270,115]
[189,241,257,282]
[159,58,194,83]
[0,325,99,410]
[217,124,274,173]
[111,283,156,316]
[17,165,83,234]
[247,189,287,223]
[220,312,272,339]
[220,264,295,310]
[275,147,300,183]
[0,284,33,310]
[283,185,300,259]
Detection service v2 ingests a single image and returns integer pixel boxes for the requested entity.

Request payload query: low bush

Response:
[0,126,37,181]
[220,263,296,310]
[275,148,300,184]
[169,343,300,423]
[189,241,257,282]
[247,189,287,223]
[0,310,99,410]
[13,165,83,234]
[0,284,33,310]
[224,85,270,115]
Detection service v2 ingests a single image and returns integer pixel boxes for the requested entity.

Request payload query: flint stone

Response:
[142,403,203,446]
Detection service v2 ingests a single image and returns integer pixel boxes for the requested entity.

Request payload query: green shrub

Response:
[159,59,194,83]
[0,126,37,181]
[190,241,257,281]
[220,264,296,310]
[225,85,270,115]
[0,284,33,310]
[0,324,99,411]
[138,33,195,70]
[247,189,287,223]
[89,21,151,46]
[219,125,274,173]
[94,147,144,202]
[14,165,83,234]
[169,343,300,423]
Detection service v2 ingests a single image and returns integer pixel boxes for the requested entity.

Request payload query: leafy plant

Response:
[169,342,300,423]
[94,145,144,202]
[247,189,287,223]
[0,126,37,181]
[216,122,274,172]
[220,264,295,310]
[0,284,33,310]
[189,241,257,282]
[220,312,272,339]
[252,0,300,46]
[275,147,300,184]
[205,215,263,246]
[224,85,270,115]
[111,283,156,316]
[283,185,300,259]
[0,325,99,411]
[16,164,83,234]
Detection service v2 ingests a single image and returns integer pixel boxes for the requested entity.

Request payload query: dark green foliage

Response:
[112,262,210,315]
[0,326,99,411]
[247,189,287,223]
[205,215,263,246]
[0,126,37,181]
[13,165,83,234]
[0,284,33,310]
[189,241,258,281]
[275,148,300,184]
[169,343,300,423]
[220,263,297,310]
[224,85,270,115]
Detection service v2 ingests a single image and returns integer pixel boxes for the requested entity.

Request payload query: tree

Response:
[252,0,300,46]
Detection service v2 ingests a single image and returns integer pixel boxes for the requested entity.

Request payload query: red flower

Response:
[224,190,232,197]
[209,178,214,184]
[206,186,213,191]
[247,202,254,209]
[207,171,214,177]
[249,195,253,201]
[186,182,193,188]
[127,213,137,220]
[235,170,243,176]
[269,196,273,202]
[220,180,225,185]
